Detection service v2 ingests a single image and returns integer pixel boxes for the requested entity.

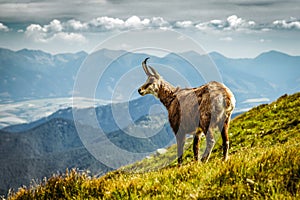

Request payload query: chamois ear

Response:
[148,66,160,79]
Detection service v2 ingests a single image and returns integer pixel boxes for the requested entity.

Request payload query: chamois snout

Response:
[138,88,144,95]
[138,81,155,96]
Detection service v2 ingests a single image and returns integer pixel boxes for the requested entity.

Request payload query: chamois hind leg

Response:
[193,134,200,161]
[176,133,186,166]
[221,117,230,161]
[201,127,216,163]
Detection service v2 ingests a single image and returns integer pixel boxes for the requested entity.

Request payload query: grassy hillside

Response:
[7,92,300,199]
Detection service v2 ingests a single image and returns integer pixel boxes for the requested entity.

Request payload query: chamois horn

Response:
[148,66,159,78]
[142,57,151,76]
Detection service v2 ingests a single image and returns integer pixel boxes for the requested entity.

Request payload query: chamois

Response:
[138,58,235,165]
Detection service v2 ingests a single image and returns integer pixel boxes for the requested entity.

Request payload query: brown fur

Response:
[138,58,235,165]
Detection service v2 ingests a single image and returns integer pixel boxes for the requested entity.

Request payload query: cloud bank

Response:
[7,15,299,43]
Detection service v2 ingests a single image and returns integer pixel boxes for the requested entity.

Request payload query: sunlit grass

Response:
[8,93,300,199]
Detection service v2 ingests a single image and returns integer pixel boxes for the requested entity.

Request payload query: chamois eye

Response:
[144,83,151,88]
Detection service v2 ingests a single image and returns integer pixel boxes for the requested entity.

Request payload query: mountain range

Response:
[1,47,300,107]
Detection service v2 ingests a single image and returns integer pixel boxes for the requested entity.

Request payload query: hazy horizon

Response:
[1,46,299,59]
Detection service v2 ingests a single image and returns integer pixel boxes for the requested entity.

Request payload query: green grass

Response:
[8,93,300,199]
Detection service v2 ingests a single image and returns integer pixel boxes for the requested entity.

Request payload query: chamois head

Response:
[138,58,161,98]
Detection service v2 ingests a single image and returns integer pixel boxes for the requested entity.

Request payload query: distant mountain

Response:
[210,50,300,95]
[0,48,88,103]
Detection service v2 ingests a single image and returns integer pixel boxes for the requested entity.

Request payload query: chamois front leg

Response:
[176,133,185,166]
[201,128,216,163]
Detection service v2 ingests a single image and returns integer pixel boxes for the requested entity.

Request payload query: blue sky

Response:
[0,0,299,58]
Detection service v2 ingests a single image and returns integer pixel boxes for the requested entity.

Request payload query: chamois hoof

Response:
[222,156,229,162]
[200,156,209,163]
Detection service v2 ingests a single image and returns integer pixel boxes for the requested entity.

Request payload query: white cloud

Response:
[0,22,9,32]
[151,17,170,28]
[90,16,124,30]
[174,20,193,28]
[242,98,270,104]
[25,19,86,43]
[261,28,271,32]
[220,37,233,41]
[195,15,257,32]
[224,15,256,30]
[210,19,223,28]
[25,24,47,42]
[273,19,300,30]
[124,16,150,28]
[51,32,87,43]
[66,19,88,31]
[226,15,247,29]
[89,16,170,31]
[195,22,209,31]
[46,19,63,32]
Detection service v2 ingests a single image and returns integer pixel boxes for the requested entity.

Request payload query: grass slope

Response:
[7,93,300,199]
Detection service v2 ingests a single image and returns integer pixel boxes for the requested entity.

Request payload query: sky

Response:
[0,0,299,58]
